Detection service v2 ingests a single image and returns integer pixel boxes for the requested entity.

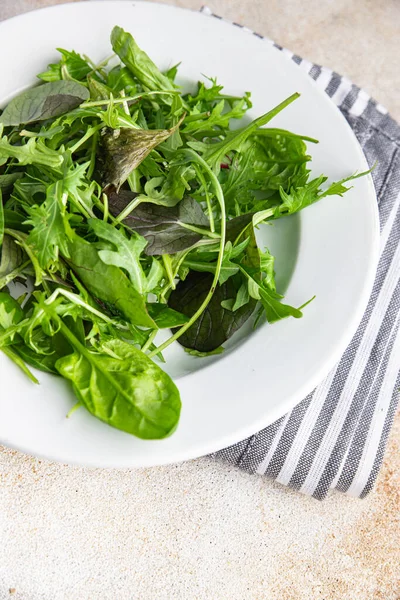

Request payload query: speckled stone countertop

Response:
[0,2,399,599]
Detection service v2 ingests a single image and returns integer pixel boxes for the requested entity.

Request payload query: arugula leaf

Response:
[182,93,251,134]
[168,272,256,352]
[108,192,210,255]
[0,81,89,127]
[66,233,156,328]
[38,49,92,82]
[0,292,24,330]
[0,133,63,169]
[89,218,148,294]
[189,92,300,171]
[260,248,276,292]
[25,180,72,271]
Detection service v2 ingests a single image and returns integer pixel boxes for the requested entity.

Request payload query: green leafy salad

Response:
[0,26,367,439]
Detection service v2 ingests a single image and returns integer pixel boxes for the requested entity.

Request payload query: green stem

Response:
[84,53,115,79]
[1,346,39,384]
[252,208,274,228]
[254,128,318,144]
[113,195,143,223]
[183,111,210,123]
[148,150,226,358]
[142,329,158,353]
[194,164,215,233]
[180,222,220,239]
[183,260,217,273]
[70,125,101,154]
[102,193,109,222]
[87,129,99,180]
[162,255,176,290]
[45,288,116,325]
[81,91,179,108]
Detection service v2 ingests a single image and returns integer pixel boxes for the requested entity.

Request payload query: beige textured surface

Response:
[0,1,399,599]
[1,0,399,120]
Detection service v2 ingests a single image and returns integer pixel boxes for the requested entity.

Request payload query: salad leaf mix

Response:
[0,27,367,439]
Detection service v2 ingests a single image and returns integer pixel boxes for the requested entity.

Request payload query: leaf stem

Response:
[148,150,226,358]
[70,125,101,154]
[179,222,220,239]
[142,329,158,353]
[1,346,39,384]
[193,164,215,232]
[102,193,109,222]
[162,255,176,290]
[81,91,179,108]
[113,195,143,223]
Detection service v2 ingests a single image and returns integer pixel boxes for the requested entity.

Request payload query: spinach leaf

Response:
[108,192,210,255]
[168,272,256,352]
[111,26,176,97]
[0,81,90,127]
[66,234,156,328]
[55,333,181,439]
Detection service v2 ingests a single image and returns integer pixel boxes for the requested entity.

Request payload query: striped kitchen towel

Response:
[201,7,400,499]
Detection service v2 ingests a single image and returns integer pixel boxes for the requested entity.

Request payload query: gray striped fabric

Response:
[201,7,400,499]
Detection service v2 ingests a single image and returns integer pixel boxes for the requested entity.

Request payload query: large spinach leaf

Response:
[56,335,181,439]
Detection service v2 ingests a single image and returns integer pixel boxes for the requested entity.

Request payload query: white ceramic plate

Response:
[0,1,379,467]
